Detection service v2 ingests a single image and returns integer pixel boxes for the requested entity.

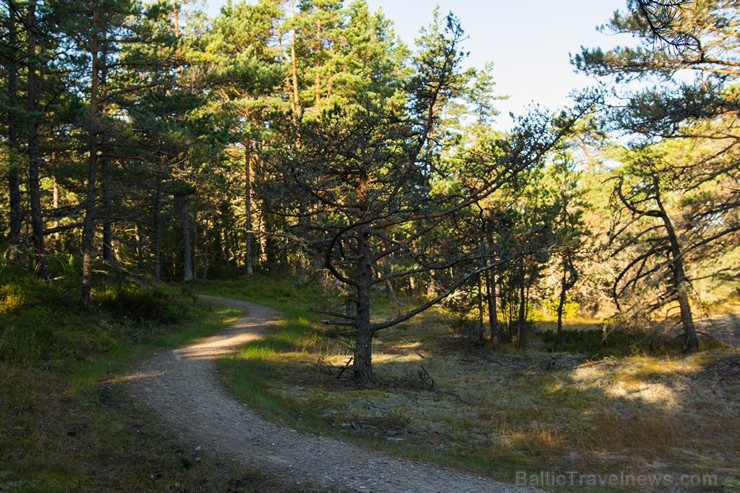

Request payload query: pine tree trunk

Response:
[516,262,527,348]
[298,242,307,282]
[314,18,321,106]
[101,157,114,262]
[654,181,698,352]
[263,204,277,271]
[193,204,198,278]
[203,218,209,280]
[556,266,567,344]
[153,165,163,289]
[180,195,193,281]
[26,1,48,281]
[81,0,101,308]
[676,284,698,352]
[99,42,113,264]
[52,175,61,252]
[134,222,143,269]
[486,268,499,346]
[245,142,254,275]
[7,6,22,261]
[477,275,484,342]
[289,0,301,122]
[353,226,374,384]
[426,276,436,298]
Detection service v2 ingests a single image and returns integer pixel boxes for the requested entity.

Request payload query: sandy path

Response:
[128,295,546,493]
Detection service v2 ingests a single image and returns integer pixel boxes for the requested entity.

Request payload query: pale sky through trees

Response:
[204,0,629,129]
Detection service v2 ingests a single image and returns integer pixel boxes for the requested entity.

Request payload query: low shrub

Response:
[538,325,685,357]
[95,287,189,324]
[0,273,190,367]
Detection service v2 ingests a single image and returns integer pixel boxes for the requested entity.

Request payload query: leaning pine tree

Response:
[575,0,740,352]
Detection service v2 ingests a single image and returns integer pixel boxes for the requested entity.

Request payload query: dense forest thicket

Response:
[1,0,737,382]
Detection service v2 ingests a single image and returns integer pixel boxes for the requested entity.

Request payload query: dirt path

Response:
[128,295,546,493]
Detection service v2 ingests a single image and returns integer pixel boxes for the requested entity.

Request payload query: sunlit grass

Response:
[208,276,739,492]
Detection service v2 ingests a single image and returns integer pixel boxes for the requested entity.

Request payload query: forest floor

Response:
[128,295,545,493]
[0,284,290,492]
[130,288,739,493]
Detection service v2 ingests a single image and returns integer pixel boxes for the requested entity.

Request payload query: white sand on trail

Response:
[128,295,548,493]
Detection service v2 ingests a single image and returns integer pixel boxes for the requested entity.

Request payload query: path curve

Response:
[128,295,546,493]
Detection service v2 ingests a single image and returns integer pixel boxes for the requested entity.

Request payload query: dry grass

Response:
[221,301,740,492]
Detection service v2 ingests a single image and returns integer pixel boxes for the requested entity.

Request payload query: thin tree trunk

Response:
[52,175,61,252]
[298,243,307,282]
[289,0,301,122]
[516,261,527,348]
[314,17,321,106]
[7,5,22,261]
[134,222,143,269]
[258,207,267,265]
[426,275,436,298]
[477,274,484,342]
[101,157,114,262]
[81,0,101,308]
[203,217,209,280]
[193,202,198,277]
[486,268,499,346]
[654,179,698,352]
[264,208,275,270]
[153,163,163,289]
[100,41,113,263]
[180,195,193,281]
[556,266,567,344]
[26,1,48,281]
[245,142,254,275]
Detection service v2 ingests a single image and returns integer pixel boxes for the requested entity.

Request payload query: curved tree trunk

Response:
[557,254,579,345]
[654,179,698,352]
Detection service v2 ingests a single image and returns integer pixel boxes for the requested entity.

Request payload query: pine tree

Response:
[575,0,739,351]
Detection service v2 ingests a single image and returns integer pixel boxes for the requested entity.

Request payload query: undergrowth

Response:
[0,265,301,492]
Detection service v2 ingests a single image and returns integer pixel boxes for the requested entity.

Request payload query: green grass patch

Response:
[188,274,332,317]
[194,275,337,434]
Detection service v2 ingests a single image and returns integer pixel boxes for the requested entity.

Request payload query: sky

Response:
[204,0,633,130]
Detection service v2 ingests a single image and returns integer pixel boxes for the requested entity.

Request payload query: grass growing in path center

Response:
[190,276,340,434]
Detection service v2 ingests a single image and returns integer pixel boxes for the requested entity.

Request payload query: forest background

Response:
[2,0,736,374]
[0,0,738,490]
